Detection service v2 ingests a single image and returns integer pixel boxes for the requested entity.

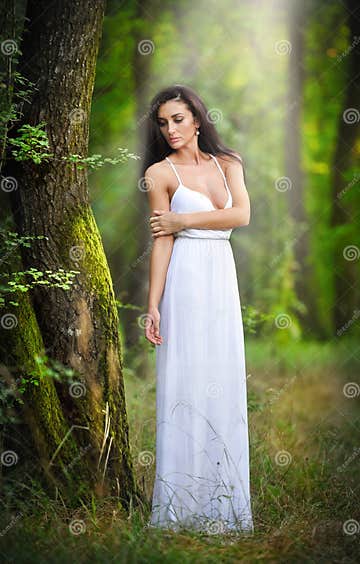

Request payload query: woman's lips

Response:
[169,138,180,142]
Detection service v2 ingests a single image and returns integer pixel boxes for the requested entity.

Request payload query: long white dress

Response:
[149,154,254,534]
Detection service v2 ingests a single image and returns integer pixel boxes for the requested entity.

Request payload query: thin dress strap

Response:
[209,154,231,195]
[165,156,182,185]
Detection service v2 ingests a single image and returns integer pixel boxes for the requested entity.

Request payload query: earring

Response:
[196,129,200,135]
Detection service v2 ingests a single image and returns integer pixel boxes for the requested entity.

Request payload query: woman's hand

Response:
[149,210,185,237]
[144,306,163,346]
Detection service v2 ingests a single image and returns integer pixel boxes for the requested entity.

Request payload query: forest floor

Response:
[1,338,359,563]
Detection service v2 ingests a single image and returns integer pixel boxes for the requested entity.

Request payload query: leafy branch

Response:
[0,267,80,307]
[63,147,141,170]
[7,121,140,169]
[7,122,53,163]
[0,230,80,308]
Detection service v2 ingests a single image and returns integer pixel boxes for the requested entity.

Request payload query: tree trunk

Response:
[124,0,157,379]
[329,0,360,332]
[3,0,143,508]
[285,0,315,334]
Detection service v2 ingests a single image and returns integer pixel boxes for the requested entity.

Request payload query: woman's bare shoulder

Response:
[145,158,169,175]
[216,151,243,171]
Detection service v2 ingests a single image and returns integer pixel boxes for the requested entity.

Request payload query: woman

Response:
[143,84,253,534]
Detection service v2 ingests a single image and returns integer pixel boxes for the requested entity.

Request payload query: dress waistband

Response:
[175,234,230,241]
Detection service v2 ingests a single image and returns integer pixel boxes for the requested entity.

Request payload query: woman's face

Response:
[157,100,199,149]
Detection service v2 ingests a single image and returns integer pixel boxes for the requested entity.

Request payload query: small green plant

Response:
[1,229,47,251]
[7,122,53,164]
[0,354,77,421]
[241,304,271,335]
[17,354,77,399]
[0,267,80,307]
[0,70,37,163]
[0,229,80,307]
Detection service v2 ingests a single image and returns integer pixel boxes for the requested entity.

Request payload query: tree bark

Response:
[3,0,143,508]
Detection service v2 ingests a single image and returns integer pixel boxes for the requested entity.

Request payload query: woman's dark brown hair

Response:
[140,84,244,180]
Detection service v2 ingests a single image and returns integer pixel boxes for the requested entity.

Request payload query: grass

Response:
[1,337,359,563]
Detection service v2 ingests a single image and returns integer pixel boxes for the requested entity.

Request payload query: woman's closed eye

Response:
[158,119,183,127]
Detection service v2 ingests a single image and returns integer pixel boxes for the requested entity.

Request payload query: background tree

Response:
[330,0,360,331]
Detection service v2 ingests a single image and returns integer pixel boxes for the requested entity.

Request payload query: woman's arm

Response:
[150,158,250,237]
[182,207,247,230]
[148,236,173,309]
[145,163,174,345]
